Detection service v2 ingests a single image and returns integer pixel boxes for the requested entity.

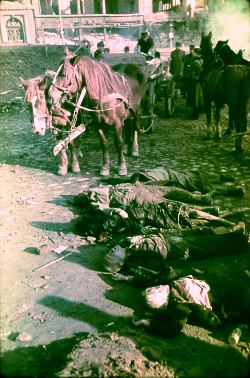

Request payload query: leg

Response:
[114,120,127,176]
[223,107,234,136]
[58,148,68,176]
[163,187,213,205]
[98,127,110,176]
[234,104,247,153]
[69,141,80,173]
[131,129,139,157]
[235,134,243,153]
[204,100,212,139]
[123,116,139,157]
[214,105,221,139]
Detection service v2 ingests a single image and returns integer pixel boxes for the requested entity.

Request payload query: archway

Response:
[6,17,25,43]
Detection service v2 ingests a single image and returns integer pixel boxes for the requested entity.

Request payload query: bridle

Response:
[30,93,52,128]
[48,63,77,108]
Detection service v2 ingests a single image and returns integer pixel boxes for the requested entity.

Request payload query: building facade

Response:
[0,0,213,44]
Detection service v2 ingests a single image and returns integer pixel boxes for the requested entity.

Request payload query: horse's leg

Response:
[235,134,243,153]
[223,107,234,136]
[234,104,247,153]
[131,130,139,157]
[204,100,212,138]
[123,118,131,155]
[214,105,221,139]
[58,148,68,176]
[131,114,139,157]
[69,141,80,173]
[98,127,110,176]
[114,120,127,176]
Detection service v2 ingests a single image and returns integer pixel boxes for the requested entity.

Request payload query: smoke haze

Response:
[208,0,250,58]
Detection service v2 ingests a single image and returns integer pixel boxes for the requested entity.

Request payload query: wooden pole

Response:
[58,0,65,45]
[33,253,72,272]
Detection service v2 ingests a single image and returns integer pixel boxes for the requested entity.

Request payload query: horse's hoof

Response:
[58,166,67,176]
[118,165,127,176]
[72,163,80,173]
[100,167,110,176]
[131,145,139,157]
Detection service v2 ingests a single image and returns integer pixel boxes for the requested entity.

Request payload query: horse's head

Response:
[48,50,82,109]
[200,31,215,64]
[19,72,54,136]
[200,31,213,53]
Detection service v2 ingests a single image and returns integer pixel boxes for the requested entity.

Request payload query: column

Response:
[76,0,81,14]
[102,0,106,14]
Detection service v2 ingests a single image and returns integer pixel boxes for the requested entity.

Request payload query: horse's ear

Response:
[208,31,212,38]
[19,77,28,88]
[64,47,72,57]
[226,39,229,44]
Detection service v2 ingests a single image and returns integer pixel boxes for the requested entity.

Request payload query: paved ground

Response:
[0,97,250,377]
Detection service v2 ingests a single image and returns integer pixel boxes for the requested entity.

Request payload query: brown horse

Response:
[214,40,250,67]
[48,52,147,176]
[200,32,250,152]
[19,72,83,175]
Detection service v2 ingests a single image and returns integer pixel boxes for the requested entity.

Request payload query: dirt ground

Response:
[0,46,250,378]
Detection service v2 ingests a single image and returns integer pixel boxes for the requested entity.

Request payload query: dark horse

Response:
[214,40,250,67]
[19,71,83,175]
[49,52,146,176]
[200,32,250,152]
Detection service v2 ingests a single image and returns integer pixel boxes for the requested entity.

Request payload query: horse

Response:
[200,32,250,152]
[214,40,250,67]
[19,72,83,175]
[48,52,147,176]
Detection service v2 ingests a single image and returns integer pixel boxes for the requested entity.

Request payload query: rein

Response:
[67,95,126,113]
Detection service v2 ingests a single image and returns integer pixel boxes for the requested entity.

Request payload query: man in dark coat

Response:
[135,31,156,60]
[169,41,186,95]
[183,44,195,99]
[186,47,204,119]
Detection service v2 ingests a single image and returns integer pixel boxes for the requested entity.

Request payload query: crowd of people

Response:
[76,31,205,119]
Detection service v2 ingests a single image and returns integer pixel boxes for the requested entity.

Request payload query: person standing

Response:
[169,41,186,96]
[187,47,204,119]
[183,44,195,99]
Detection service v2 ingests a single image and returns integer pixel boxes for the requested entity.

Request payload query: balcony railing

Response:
[35,14,145,30]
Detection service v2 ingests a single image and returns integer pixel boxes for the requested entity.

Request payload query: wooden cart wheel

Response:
[166,91,177,116]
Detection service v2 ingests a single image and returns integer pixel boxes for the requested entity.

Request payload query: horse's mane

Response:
[25,71,55,102]
[65,57,144,108]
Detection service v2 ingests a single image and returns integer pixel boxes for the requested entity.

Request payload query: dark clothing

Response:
[94,49,103,61]
[136,36,154,54]
[170,48,186,96]
[183,52,194,78]
[169,48,185,77]
[186,55,204,114]
[183,53,194,98]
